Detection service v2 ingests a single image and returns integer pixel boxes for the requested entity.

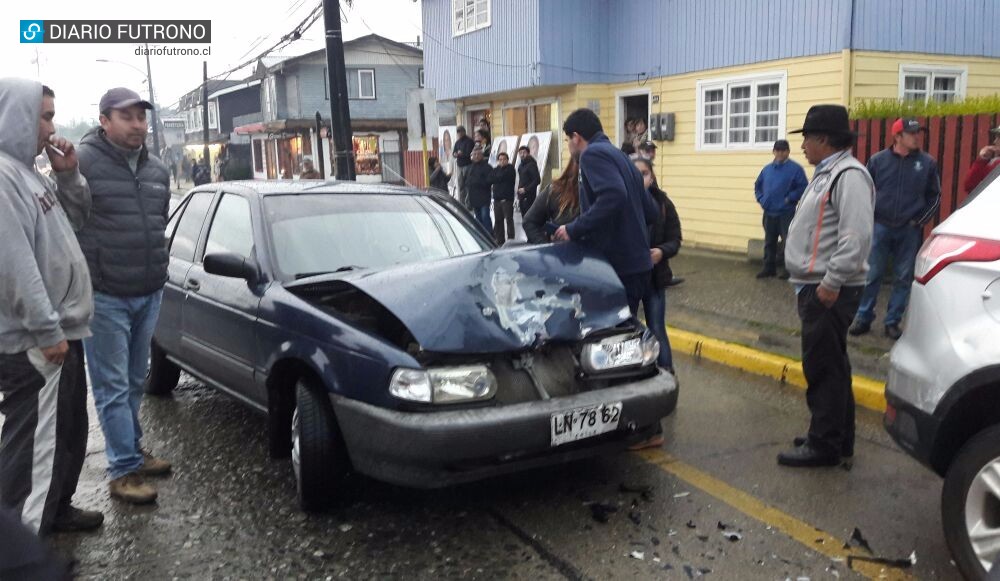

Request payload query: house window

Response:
[358,69,376,100]
[452,0,490,36]
[419,68,425,88]
[696,72,786,150]
[900,65,966,103]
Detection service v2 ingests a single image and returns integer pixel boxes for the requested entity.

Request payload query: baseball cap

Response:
[891,117,925,135]
[99,87,153,114]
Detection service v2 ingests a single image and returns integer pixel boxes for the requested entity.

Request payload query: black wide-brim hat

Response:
[789,104,856,137]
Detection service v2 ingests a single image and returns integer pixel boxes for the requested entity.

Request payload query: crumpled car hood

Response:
[286,244,631,354]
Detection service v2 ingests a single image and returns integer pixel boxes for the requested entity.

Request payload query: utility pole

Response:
[202,61,210,169]
[145,43,161,155]
[324,0,355,180]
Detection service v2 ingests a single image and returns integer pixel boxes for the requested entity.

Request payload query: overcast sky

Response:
[4,0,424,124]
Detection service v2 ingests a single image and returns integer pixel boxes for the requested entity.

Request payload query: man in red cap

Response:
[963,125,1000,194]
[849,117,940,340]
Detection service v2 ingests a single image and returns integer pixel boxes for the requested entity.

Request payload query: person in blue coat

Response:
[554,108,658,314]
[754,139,808,279]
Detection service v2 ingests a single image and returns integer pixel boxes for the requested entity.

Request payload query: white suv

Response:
[884,174,1000,579]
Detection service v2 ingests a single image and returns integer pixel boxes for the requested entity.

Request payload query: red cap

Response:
[892,118,924,135]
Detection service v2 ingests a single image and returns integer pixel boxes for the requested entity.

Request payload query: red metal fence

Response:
[850,113,999,227]
[401,138,440,189]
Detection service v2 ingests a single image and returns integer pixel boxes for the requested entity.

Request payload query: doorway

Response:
[618,92,650,150]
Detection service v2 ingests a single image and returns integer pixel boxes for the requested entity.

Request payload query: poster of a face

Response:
[513,132,553,185]
[438,125,456,172]
[489,136,518,167]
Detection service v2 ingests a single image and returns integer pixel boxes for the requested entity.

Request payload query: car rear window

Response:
[263,194,489,280]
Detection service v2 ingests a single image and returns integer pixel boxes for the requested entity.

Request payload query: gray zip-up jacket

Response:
[0,78,93,353]
[785,150,875,291]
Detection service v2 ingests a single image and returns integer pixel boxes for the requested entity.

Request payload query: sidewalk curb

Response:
[667,327,887,413]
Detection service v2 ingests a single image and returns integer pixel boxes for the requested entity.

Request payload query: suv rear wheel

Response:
[144,341,180,396]
[291,377,349,512]
[942,424,1000,579]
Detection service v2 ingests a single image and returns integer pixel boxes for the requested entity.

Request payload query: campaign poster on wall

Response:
[489,135,519,167]
[513,132,553,191]
[438,126,456,173]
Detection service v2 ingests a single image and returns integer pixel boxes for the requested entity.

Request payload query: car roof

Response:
[208,180,430,198]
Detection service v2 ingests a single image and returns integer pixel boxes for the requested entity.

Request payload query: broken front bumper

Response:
[330,369,678,488]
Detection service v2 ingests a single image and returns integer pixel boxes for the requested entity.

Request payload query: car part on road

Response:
[144,341,180,396]
[292,378,349,512]
[942,424,1000,578]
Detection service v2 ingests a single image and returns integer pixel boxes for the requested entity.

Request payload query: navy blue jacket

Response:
[867,148,941,228]
[754,159,808,216]
[566,132,657,277]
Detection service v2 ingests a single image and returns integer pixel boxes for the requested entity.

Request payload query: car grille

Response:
[491,346,588,404]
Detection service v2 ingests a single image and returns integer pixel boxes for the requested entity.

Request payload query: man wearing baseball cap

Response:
[963,125,1000,193]
[849,117,940,340]
[75,87,172,505]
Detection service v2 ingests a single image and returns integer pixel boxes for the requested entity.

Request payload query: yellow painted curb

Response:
[667,327,887,413]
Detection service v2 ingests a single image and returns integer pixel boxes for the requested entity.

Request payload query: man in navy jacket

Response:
[554,108,657,313]
[849,118,940,340]
[754,139,808,279]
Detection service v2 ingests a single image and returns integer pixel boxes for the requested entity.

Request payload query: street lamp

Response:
[96,44,160,155]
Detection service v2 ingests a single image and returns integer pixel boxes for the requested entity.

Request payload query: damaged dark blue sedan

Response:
[147,181,678,511]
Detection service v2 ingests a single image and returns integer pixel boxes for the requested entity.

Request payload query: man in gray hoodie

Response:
[779,105,875,468]
[0,78,103,534]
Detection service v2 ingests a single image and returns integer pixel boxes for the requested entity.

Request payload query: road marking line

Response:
[666,327,888,412]
[636,449,914,581]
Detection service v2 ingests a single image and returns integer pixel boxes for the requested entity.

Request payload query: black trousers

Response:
[797,285,863,455]
[762,212,793,272]
[0,341,87,535]
[620,271,653,316]
[518,191,536,216]
[493,199,515,244]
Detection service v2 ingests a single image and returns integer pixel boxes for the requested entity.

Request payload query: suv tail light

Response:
[914,234,1000,285]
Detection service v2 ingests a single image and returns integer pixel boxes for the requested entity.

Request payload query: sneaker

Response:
[885,324,903,340]
[138,449,172,476]
[52,506,104,532]
[109,473,158,505]
[665,277,685,287]
[756,270,776,279]
[848,320,871,336]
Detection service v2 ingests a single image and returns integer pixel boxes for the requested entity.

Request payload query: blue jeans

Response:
[642,286,674,370]
[474,204,492,233]
[855,223,922,327]
[84,290,163,479]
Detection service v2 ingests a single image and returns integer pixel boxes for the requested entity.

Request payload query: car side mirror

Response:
[204,253,258,284]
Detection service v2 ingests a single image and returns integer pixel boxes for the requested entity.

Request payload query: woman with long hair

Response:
[522,157,581,243]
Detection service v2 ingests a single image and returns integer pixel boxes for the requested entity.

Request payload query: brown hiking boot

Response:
[109,473,158,505]
[138,449,172,476]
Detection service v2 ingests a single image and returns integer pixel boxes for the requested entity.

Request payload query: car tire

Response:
[292,378,349,512]
[144,341,180,396]
[942,424,1000,580]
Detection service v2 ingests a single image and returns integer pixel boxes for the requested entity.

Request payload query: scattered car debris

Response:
[722,531,742,542]
[843,527,873,553]
[338,524,353,533]
[589,502,618,523]
[847,551,917,570]
[651,536,661,546]
[668,529,678,537]
[628,511,642,526]
[697,535,709,542]
[716,521,730,530]
[653,557,662,563]
[630,551,645,560]
[686,520,697,529]
[673,492,691,499]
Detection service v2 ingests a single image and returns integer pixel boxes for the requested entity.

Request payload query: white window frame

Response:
[614,88,651,147]
[452,0,491,37]
[696,70,787,151]
[898,64,967,103]
[358,69,376,100]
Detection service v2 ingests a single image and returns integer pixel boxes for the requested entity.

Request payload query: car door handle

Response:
[184,278,201,292]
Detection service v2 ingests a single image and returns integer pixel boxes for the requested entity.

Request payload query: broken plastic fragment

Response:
[630,551,645,560]
[673,491,691,499]
[722,531,742,542]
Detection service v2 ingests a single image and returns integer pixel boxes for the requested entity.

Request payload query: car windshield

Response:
[264,193,490,281]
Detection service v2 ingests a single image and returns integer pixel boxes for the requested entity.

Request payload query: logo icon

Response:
[914,161,923,172]
[21,20,44,43]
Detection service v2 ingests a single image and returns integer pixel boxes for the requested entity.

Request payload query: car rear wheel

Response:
[144,341,180,396]
[291,378,349,512]
[942,424,1000,579]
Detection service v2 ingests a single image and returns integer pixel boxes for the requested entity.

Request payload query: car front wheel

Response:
[144,341,180,396]
[942,424,1000,579]
[291,377,349,512]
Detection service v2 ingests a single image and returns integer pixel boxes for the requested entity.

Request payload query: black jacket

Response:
[430,166,450,191]
[648,186,682,289]
[453,135,475,167]
[466,160,493,208]
[517,156,541,199]
[76,129,171,297]
[523,185,581,244]
[489,164,516,201]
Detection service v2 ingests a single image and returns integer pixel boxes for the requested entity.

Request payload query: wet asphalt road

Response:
[49,352,957,580]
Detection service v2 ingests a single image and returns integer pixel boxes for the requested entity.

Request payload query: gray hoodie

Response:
[0,78,93,354]
[785,149,875,291]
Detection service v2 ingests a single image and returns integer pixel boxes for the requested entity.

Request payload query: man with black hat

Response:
[849,118,940,340]
[452,126,475,208]
[779,104,874,468]
[753,139,808,279]
[76,87,172,505]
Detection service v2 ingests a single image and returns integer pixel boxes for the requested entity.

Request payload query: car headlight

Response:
[389,365,497,404]
[582,332,659,373]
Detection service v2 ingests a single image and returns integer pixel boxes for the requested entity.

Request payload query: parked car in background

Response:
[884,174,1000,579]
[148,181,679,511]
